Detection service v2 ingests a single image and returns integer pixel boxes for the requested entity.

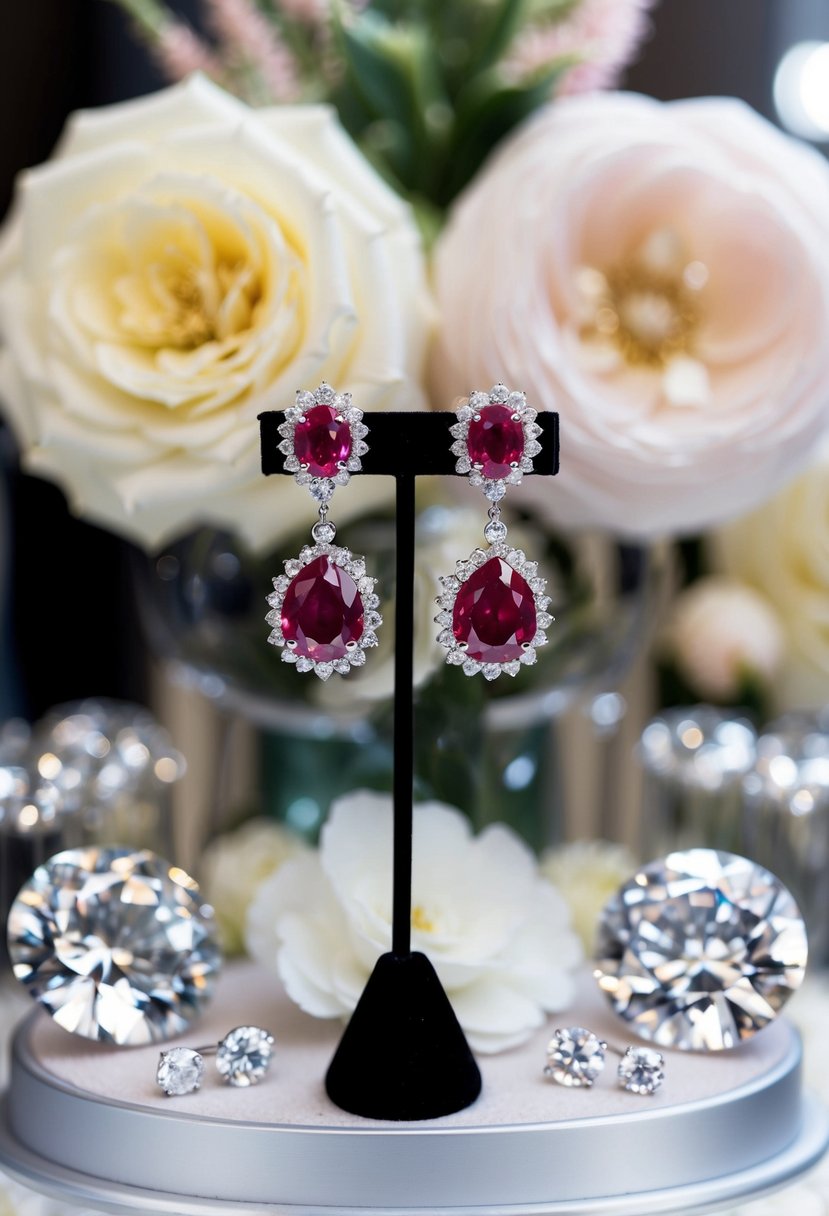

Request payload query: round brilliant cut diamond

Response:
[618,1046,664,1095]
[594,848,807,1051]
[544,1026,606,1088]
[7,846,221,1045]
[157,1047,204,1096]
[216,1025,275,1087]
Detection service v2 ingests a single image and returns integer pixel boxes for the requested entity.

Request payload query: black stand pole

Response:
[259,410,559,1120]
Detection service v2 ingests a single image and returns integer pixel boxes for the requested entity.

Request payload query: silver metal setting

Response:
[265,541,382,681]
[277,382,367,503]
[434,540,552,680]
[450,383,542,499]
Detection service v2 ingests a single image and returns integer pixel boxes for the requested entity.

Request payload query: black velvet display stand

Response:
[259,410,559,1120]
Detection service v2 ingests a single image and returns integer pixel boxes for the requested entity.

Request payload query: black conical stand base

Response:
[325,951,482,1121]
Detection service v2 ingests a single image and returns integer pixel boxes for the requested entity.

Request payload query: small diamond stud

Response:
[156,1047,204,1096]
[544,1027,607,1088]
[617,1046,665,1095]
[216,1025,275,1088]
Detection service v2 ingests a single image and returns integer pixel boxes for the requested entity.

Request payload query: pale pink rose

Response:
[431,93,829,538]
[664,576,785,701]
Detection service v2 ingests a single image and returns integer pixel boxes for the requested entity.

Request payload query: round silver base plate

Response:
[0,1092,825,1216]
[0,964,826,1216]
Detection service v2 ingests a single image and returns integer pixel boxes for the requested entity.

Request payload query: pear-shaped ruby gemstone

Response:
[453,557,536,663]
[294,405,351,477]
[467,405,524,479]
[282,556,364,662]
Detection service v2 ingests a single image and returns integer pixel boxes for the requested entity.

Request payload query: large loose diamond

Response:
[594,848,807,1051]
[8,846,221,1045]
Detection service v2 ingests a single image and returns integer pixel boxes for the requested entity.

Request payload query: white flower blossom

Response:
[540,839,636,953]
[0,75,431,552]
[247,790,582,1052]
[200,817,308,955]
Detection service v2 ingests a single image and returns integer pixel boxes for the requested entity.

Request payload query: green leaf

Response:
[333,7,451,193]
[440,62,567,204]
[470,0,531,72]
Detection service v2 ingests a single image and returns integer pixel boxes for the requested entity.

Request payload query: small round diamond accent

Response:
[544,1027,606,1088]
[216,1025,275,1087]
[484,519,508,544]
[594,848,808,1051]
[157,1047,204,1096]
[618,1046,664,1095]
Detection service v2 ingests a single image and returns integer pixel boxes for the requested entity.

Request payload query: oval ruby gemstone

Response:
[294,405,351,477]
[467,405,524,480]
[452,557,536,664]
[281,555,364,662]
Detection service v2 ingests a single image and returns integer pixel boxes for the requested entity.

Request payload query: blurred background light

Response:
[774,40,829,140]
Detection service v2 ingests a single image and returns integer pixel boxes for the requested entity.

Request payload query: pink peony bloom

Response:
[431,93,829,538]
[509,0,656,95]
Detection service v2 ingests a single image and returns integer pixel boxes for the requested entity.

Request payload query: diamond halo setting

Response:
[594,848,808,1051]
[277,382,368,503]
[435,540,552,680]
[266,541,382,680]
[450,384,542,498]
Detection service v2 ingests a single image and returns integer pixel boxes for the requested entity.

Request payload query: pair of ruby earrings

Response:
[265,382,551,681]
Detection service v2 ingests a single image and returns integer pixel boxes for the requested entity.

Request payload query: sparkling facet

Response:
[618,1046,664,1095]
[281,555,364,663]
[157,1047,204,1096]
[594,848,808,1051]
[467,405,525,480]
[293,405,351,477]
[453,557,537,664]
[544,1027,606,1087]
[8,847,221,1045]
[216,1025,275,1087]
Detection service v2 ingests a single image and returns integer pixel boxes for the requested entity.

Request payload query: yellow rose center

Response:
[115,248,262,351]
[411,904,439,934]
[577,229,709,369]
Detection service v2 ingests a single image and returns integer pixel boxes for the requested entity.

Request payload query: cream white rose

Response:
[432,93,829,538]
[200,817,308,955]
[247,790,582,1052]
[715,443,829,710]
[663,576,785,702]
[540,839,636,953]
[0,75,431,551]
